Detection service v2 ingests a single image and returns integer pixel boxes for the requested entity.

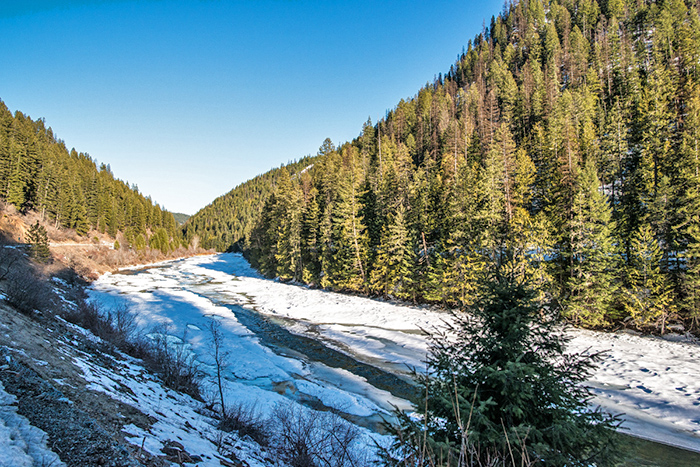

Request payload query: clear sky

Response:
[0,0,503,215]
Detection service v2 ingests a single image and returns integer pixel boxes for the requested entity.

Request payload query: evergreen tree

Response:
[369,203,414,299]
[300,181,321,284]
[624,225,677,333]
[384,264,619,466]
[26,221,51,263]
[682,224,700,330]
[272,169,303,281]
[431,158,483,306]
[564,160,618,327]
[324,147,368,290]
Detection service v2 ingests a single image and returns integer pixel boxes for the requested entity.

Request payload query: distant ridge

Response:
[172,212,191,225]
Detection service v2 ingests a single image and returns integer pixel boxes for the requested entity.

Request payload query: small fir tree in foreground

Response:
[26,221,51,263]
[382,261,620,466]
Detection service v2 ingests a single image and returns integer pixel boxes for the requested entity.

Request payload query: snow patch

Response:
[0,380,65,467]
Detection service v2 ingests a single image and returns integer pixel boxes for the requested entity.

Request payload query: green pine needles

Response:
[26,221,51,263]
[382,266,620,467]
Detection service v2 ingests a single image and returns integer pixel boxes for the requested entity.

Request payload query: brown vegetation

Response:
[0,200,211,280]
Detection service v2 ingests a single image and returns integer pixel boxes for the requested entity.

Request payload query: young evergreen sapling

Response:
[383,266,620,466]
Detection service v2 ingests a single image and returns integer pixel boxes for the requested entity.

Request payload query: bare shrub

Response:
[270,403,367,467]
[67,300,138,352]
[4,262,57,316]
[105,303,137,349]
[0,246,22,281]
[60,292,202,399]
[70,298,105,332]
[219,402,270,447]
[51,266,85,287]
[207,319,229,414]
[142,326,202,399]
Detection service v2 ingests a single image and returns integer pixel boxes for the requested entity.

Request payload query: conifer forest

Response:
[185,0,700,333]
[0,101,184,252]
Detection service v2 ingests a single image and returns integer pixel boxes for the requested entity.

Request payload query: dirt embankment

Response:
[0,201,211,280]
[0,300,158,466]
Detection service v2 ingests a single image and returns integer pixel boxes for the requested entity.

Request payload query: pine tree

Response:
[565,160,618,327]
[325,147,368,290]
[431,158,483,306]
[676,84,700,329]
[623,225,677,333]
[6,141,28,209]
[384,264,620,466]
[26,221,51,263]
[682,224,700,330]
[300,182,321,284]
[369,203,414,299]
[272,169,303,281]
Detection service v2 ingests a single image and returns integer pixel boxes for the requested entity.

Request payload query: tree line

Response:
[186,0,700,333]
[0,100,184,253]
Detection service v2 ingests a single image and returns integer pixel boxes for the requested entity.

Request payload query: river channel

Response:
[92,254,700,466]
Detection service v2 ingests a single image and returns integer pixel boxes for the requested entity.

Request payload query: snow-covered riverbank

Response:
[91,252,700,455]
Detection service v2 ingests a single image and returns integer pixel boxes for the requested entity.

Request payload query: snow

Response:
[90,252,700,457]
[568,329,700,452]
[69,341,276,467]
[0,378,65,467]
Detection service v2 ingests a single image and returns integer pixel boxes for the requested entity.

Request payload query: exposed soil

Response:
[0,200,211,281]
[0,301,165,466]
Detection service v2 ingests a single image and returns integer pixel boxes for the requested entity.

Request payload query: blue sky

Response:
[1,0,503,214]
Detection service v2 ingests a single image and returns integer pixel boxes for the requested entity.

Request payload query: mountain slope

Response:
[0,101,184,252]
[184,154,318,251]
[186,0,700,333]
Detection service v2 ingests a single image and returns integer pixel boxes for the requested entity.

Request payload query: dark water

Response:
[221,302,419,403]
[617,433,700,466]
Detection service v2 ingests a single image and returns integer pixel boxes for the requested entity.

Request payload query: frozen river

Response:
[90,253,700,458]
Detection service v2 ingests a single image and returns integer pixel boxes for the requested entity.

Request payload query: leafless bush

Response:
[4,262,57,316]
[207,319,229,415]
[105,303,137,348]
[73,301,137,351]
[0,246,22,281]
[270,403,367,467]
[69,298,105,332]
[142,326,202,399]
[61,293,202,398]
[219,402,270,447]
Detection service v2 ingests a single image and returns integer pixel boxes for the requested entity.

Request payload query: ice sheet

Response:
[92,252,700,452]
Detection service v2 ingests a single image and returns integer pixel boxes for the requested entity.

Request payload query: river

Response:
[89,253,700,465]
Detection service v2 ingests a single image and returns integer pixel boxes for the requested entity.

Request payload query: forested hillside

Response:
[186,0,700,333]
[184,155,317,251]
[0,100,184,252]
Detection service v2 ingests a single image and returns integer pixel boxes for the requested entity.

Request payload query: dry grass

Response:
[0,200,211,280]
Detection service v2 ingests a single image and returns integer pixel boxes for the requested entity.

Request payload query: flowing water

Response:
[616,433,700,466]
[104,258,700,465]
